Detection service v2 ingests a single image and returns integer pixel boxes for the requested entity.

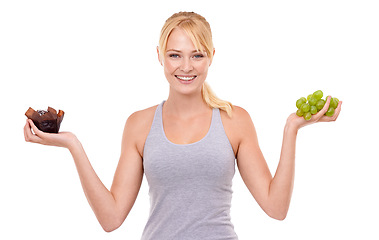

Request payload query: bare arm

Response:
[24,112,144,232]
[236,96,342,220]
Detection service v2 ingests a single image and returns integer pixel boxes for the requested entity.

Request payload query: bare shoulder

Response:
[220,105,255,156]
[220,105,254,129]
[126,105,158,129]
[123,105,158,157]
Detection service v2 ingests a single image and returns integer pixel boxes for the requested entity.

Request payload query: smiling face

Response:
[159,27,213,96]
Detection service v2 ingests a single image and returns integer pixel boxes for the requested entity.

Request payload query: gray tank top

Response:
[142,101,238,240]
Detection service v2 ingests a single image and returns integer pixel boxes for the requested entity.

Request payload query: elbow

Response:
[263,199,290,221]
[269,212,287,221]
[99,217,123,233]
[96,206,129,232]
[102,226,117,233]
[101,222,121,233]
[265,208,288,221]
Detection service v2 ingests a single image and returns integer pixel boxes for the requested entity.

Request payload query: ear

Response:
[157,46,163,66]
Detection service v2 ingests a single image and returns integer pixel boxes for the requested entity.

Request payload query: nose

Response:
[180,58,193,72]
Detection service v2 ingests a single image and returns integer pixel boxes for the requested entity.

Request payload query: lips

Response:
[175,75,197,85]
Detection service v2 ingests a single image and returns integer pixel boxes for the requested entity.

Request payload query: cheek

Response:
[195,62,209,74]
[163,60,178,73]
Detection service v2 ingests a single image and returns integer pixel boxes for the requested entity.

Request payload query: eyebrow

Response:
[166,49,203,53]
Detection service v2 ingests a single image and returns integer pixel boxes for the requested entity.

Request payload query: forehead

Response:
[166,28,197,51]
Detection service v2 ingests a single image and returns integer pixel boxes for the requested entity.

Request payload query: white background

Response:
[1,0,378,239]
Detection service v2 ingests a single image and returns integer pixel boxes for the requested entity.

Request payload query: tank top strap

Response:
[153,100,165,130]
[143,101,166,145]
[209,106,233,152]
[211,106,223,131]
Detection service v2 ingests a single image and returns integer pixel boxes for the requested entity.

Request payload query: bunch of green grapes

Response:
[296,90,339,121]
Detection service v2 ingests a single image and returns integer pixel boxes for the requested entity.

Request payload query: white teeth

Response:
[176,76,196,81]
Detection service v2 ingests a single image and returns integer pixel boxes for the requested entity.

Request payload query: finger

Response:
[319,100,342,122]
[24,119,37,142]
[331,101,342,121]
[24,119,34,140]
[24,119,42,143]
[28,119,45,137]
[312,96,331,121]
[23,120,30,141]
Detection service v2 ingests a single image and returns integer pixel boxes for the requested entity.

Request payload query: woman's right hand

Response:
[24,119,78,149]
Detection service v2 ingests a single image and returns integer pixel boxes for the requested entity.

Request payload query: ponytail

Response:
[202,82,233,118]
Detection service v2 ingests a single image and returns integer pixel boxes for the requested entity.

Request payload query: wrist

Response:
[66,134,81,152]
[284,120,299,135]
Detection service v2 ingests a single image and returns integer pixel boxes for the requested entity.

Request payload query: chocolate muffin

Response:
[25,107,64,133]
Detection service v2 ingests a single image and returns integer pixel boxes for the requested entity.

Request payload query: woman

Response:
[24,11,342,239]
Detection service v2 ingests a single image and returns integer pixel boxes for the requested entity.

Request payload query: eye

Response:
[169,54,180,58]
[193,54,204,59]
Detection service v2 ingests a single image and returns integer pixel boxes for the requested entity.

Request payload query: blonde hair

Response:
[158,11,233,117]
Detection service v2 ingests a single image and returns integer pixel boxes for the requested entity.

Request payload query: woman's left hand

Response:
[287,96,342,130]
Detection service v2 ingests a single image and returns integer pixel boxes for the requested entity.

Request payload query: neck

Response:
[164,88,210,118]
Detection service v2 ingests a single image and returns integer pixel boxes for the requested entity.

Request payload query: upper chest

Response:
[162,110,212,145]
[137,106,240,158]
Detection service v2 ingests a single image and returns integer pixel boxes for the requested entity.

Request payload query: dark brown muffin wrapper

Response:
[25,107,64,133]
